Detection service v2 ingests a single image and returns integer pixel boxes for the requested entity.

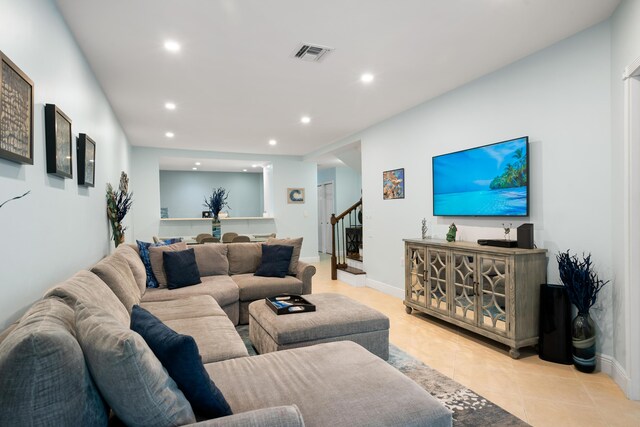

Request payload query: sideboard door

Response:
[406,245,427,307]
[478,255,509,335]
[425,247,449,314]
[451,251,477,325]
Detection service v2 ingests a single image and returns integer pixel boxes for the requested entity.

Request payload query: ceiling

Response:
[158,157,266,173]
[55,0,619,159]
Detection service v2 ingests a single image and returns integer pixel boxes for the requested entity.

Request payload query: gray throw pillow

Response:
[192,243,229,276]
[266,237,303,275]
[75,300,195,427]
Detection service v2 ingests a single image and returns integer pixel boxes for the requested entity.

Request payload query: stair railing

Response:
[330,198,362,280]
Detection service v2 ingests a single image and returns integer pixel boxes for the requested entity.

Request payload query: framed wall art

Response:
[287,187,305,204]
[0,50,34,164]
[383,168,404,200]
[45,104,73,178]
[77,133,96,187]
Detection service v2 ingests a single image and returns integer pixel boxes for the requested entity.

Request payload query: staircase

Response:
[331,198,365,286]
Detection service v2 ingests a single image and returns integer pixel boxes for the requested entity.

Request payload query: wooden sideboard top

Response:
[403,238,547,255]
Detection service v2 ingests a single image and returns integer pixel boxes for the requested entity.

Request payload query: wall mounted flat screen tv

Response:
[432,136,529,217]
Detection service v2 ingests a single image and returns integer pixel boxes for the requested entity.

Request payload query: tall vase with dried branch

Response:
[106,172,133,247]
[556,250,609,373]
[203,187,231,239]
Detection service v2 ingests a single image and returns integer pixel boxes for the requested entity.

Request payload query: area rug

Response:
[236,325,529,426]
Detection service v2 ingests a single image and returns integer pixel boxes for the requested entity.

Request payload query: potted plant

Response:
[106,172,133,247]
[203,187,230,239]
[556,250,609,373]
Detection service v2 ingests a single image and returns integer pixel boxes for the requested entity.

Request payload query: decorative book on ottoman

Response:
[265,295,316,315]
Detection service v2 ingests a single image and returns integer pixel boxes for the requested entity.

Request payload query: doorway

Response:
[317,182,334,253]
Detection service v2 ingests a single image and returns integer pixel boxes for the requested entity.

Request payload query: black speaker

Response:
[539,284,572,364]
[517,223,534,249]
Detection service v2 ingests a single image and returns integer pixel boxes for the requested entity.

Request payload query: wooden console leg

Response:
[405,306,412,314]
[509,347,520,359]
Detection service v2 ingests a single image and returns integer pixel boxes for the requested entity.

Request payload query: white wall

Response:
[610,0,640,397]
[0,0,131,328]
[334,23,614,355]
[131,147,318,260]
[317,166,362,214]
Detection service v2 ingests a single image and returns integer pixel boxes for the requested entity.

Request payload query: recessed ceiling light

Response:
[165,102,176,110]
[165,131,174,138]
[252,164,258,168]
[192,167,197,170]
[269,139,277,146]
[164,40,181,52]
[300,116,311,124]
[243,169,248,172]
[360,73,374,83]
[195,162,201,166]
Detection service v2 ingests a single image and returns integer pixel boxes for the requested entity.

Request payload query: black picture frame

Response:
[77,133,96,187]
[382,168,405,200]
[45,104,73,178]
[0,50,34,164]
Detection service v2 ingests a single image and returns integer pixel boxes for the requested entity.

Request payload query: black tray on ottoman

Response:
[265,295,316,315]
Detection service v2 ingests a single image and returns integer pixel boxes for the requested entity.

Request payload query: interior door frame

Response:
[317,181,335,254]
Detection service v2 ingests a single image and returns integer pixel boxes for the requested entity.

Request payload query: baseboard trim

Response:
[365,278,404,299]
[300,256,320,263]
[598,353,630,397]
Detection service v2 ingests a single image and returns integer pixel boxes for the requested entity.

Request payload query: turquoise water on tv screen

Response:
[433,137,528,216]
[434,187,527,216]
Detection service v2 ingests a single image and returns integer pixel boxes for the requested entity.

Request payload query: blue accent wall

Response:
[159,170,264,218]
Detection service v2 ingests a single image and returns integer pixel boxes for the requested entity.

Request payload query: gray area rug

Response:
[236,325,529,426]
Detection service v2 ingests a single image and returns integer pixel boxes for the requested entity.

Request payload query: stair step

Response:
[346,254,363,262]
[337,266,366,275]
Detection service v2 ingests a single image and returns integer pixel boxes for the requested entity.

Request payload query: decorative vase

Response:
[571,312,596,373]
[211,215,221,239]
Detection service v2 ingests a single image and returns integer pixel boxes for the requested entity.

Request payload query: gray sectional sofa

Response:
[0,240,452,426]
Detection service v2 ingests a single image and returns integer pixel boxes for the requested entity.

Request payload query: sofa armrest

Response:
[296,261,316,295]
[186,405,305,427]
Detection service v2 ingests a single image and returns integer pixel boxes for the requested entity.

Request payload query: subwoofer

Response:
[517,223,534,249]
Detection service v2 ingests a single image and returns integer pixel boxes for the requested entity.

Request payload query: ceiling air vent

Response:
[293,43,333,62]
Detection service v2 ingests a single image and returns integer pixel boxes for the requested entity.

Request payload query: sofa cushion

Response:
[255,244,294,278]
[90,252,141,312]
[131,306,233,419]
[115,244,148,295]
[163,248,202,290]
[137,240,169,288]
[0,298,109,426]
[265,237,303,276]
[140,295,227,321]
[164,316,249,363]
[205,341,452,427]
[44,270,129,326]
[227,242,263,275]
[75,300,195,427]
[142,275,239,308]
[232,273,303,301]
[149,241,188,287]
[193,243,229,276]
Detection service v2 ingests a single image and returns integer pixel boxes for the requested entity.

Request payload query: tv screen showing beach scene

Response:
[432,136,529,216]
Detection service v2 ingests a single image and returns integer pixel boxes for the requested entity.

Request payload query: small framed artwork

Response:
[45,104,73,178]
[77,133,96,187]
[0,50,34,164]
[287,187,305,204]
[383,168,405,200]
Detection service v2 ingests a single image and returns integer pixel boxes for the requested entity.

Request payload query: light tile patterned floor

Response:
[311,254,640,426]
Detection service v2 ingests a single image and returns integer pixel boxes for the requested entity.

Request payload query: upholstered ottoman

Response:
[249,293,390,359]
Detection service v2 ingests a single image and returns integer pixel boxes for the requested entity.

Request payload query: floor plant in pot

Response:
[203,187,230,239]
[556,250,609,373]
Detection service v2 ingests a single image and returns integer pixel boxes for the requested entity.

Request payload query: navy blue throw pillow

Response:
[137,240,169,288]
[254,244,294,278]
[163,248,202,290]
[130,306,233,418]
